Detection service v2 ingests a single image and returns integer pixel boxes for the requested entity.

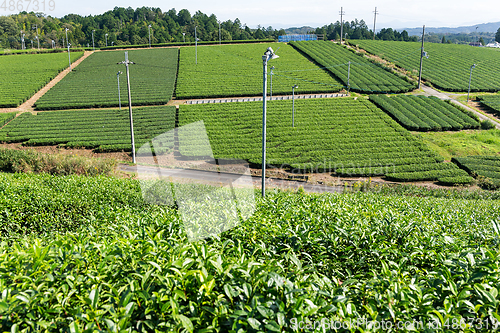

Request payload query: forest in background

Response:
[0,6,498,49]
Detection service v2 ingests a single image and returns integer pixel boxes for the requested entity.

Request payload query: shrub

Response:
[481,119,497,130]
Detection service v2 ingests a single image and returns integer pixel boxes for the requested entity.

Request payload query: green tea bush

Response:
[1,174,500,331]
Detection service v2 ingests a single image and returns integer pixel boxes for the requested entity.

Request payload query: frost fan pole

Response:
[261,47,279,197]
[118,52,136,163]
[418,25,425,89]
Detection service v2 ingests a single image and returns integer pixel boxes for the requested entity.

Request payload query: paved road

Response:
[120,164,343,194]
[421,85,500,130]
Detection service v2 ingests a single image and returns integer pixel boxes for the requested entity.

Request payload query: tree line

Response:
[2,6,497,50]
[0,7,288,49]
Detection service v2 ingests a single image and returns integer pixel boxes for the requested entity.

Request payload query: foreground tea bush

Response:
[1,173,500,331]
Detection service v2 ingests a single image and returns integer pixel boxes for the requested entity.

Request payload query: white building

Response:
[486,41,500,48]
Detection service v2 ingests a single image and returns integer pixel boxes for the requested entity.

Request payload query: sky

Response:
[7,0,500,30]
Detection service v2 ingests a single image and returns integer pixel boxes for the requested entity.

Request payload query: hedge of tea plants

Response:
[175,43,344,99]
[0,52,83,108]
[290,40,416,93]
[478,95,500,117]
[354,40,500,92]
[178,98,469,182]
[34,48,178,110]
[453,155,500,189]
[369,95,480,131]
[1,173,500,331]
[0,106,175,152]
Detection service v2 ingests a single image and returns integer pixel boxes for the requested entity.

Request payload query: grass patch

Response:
[0,148,117,176]
[418,129,500,160]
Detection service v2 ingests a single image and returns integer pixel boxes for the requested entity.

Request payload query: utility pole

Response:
[92,30,95,52]
[195,26,198,64]
[118,52,136,163]
[373,7,378,40]
[219,21,221,44]
[339,7,345,44]
[65,28,69,48]
[418,25,425,89]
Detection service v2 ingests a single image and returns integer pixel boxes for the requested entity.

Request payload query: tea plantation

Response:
[0,106,176,152]
[178,98,469,182]
[354,40,500,92]
[290,40,416,93]
[1,173,500,331]
[34,48,178,110]
[0,52,83,108]
[1,37,500,332]
[175,43,344,99]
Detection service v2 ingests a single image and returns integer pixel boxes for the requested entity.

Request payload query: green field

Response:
[1,173,500,330]
[290,40,416,93]
[0,52,83,108]
[178,98,469,182]
[419,129,500,161]
[370,95,480,131]
[354,40,500,92]
[0,106,175,152]
[34,48,178,110]
[175,43,344,99]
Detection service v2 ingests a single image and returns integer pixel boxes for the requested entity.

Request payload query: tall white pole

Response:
[270,66,274,99]
[65,28,69,48]
[148,25,151,47]
[219,21,221,44]
[292,85,297,127]
[261,47,279,197]
[105,33,108,47]
[123,52,136,163]
[195,26,198,64]
[467,64,476,102]
[418,25,425,89]
[117,71,122,110]
[92,30,95,52]
[67,43,72,71]
[262,55,268,197]
[347,61,351,91]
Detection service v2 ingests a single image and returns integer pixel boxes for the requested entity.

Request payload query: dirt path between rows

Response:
[0,51,93,114]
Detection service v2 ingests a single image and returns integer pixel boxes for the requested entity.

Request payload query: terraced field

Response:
[0,106,175,152]
[176,43,344,99]
[0,52,83,108]
[34,48,178,110]
[178,98,469,182]
[354,40,500,92]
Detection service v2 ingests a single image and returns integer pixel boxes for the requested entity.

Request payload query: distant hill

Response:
[284,26,316,34]
[403,22,500,36]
